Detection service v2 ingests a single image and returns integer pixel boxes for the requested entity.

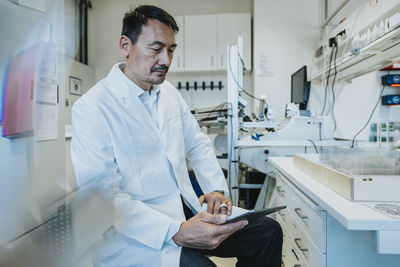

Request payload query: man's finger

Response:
[200,211,227,224]
[227,200,232,216]
[207,199,215,214]
[199,195,205,206]
[213,220,248,236]
[214,200,222,214]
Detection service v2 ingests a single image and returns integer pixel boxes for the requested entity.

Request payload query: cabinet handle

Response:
[211,56,214,66]
[294,265,302,267]
[276,186,285,194]
[221,55,223,66]
[178,57,180,67]
[294,208,308,219]
[294,238,308,252]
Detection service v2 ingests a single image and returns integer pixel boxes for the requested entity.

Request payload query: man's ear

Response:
[120,35,131,58]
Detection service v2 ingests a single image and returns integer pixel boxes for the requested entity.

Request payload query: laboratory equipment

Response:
[381,74,400,86]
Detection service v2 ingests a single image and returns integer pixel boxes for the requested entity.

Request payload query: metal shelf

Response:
[312,26,400,82]
[237,139,354,148]
[240,121,278,128]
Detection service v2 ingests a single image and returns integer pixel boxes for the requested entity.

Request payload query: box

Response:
[293,154,400,201]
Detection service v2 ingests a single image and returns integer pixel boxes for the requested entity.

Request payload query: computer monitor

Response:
[291,66,310,110]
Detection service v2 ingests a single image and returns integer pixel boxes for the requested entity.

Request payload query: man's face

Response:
[120,19,177,90]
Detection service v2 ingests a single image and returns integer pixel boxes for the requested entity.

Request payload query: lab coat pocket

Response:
[92,228,128,264]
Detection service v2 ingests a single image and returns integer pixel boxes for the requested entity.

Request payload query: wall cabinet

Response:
[169,16,184,72]
[184,14,218,71]
[170,13,251,72]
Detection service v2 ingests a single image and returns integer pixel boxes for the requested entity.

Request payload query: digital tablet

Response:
[222,206,286,224]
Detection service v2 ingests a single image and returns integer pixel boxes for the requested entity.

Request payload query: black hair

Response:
[121,5,179,44]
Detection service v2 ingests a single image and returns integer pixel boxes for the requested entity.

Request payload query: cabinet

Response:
[217,13,251,70]
[274,173,326,267]
[169,16,184,72]
[270,157,400,267]
[171,13,251,72]
[184,14,218,71]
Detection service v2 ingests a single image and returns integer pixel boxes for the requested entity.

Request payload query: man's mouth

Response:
[151,66,168,74]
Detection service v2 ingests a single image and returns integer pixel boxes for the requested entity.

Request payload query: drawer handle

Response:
[294,238,308,252]
[277,186,285,194]
[294,208,308,219]
[294,265,301,267]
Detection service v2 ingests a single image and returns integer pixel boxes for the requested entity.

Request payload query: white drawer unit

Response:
[276,173,326,253]
[270,157,400,267]
[275,177,326,267]
[277,213,309,267]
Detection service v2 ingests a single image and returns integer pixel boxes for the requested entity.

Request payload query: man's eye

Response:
[151,48,161,52]
[168,49,175,54]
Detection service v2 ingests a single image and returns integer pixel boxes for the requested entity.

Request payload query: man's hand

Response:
[199,192,232,215]
[172,211,248,250]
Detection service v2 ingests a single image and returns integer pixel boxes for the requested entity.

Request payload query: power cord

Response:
[228,45,269,117]
[321,45,335,116]
[351,84,386,148]
[330,45,339,132]
[308,139,319,153]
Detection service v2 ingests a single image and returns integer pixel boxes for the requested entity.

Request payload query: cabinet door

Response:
[184,15,217,71]
[170,16,184,72]
[217,13,251,70]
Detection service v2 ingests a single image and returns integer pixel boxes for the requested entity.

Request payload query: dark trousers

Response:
[180,202,283,267]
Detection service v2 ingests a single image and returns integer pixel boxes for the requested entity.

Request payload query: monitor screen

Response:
[291,66,310,110]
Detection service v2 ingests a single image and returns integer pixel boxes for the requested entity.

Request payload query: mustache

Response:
[151,65,169,73]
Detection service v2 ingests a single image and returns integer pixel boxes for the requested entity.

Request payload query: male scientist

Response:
[71,5,282,267]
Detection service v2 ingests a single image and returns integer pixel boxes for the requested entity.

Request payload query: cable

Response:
[351,85,386,148]
[331,45,339,132]
[228,45,269,110]
[321,45,335,116]
[202,102,227,121]
[308,139,319,153]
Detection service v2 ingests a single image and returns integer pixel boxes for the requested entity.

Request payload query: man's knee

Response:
[258,217,283,244]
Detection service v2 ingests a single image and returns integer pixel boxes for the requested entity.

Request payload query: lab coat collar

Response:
[108,63,160,99]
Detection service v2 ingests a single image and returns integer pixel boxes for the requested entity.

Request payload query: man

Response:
[71,5,282,267]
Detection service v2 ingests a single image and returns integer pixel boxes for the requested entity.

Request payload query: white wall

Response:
[253,0,322,120]
[65,58,95,125]
[65,59,95,190]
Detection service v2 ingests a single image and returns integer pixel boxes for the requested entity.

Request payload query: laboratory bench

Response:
[269,157,400,267]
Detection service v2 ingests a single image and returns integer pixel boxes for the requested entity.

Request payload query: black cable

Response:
[351,85,386,148]
[202,102,227,121]
[321,46,335,116]
[331,45,339,132]
[228,46,268,110]
[307,139,319,153]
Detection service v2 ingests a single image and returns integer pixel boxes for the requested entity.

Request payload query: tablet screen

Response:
[222,206,286,224]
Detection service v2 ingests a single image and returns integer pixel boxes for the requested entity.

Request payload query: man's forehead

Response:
[139,19,176,42]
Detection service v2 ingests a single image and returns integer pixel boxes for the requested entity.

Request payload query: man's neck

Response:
[122,64,153,92]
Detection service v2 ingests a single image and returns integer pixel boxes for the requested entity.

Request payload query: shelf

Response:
[312,26,400,82]
[240,121,278,129]
[237,139,353,148]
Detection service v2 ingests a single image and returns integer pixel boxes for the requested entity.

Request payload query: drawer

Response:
[277,214,309,267]
[276,175,326,253]
[284,209,326,267]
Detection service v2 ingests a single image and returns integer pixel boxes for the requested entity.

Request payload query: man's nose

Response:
[158,49,171,66]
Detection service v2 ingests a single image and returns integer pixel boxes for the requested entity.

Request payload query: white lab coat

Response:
[71,63,228,266]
